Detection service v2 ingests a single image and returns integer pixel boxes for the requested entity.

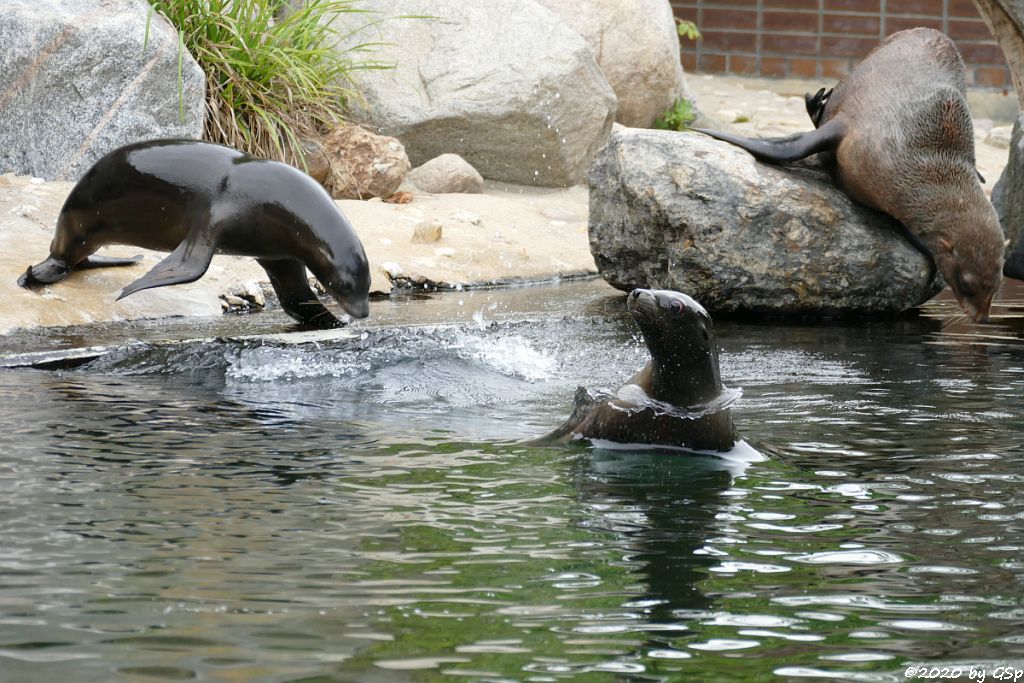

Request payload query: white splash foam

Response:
[461,335,559,383]
[226,347,369,382]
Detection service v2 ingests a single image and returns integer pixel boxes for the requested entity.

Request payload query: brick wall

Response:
[670,0,1011,88]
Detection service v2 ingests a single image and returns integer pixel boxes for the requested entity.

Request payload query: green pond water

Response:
[2,280,1024,682]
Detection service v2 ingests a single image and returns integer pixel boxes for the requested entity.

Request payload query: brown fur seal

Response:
[695,28,1003,323]
[17,139,370,328]
[540,289,739,452]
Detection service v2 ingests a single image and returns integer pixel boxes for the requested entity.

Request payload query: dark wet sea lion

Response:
[17,139,370,328]
[540,289,739,452]
[694,28,1003,323]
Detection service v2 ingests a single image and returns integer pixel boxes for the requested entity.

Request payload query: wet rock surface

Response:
[588,127,941,317]
[0,0,205,180]
[993,113,1024,276]
[333,0,616,186]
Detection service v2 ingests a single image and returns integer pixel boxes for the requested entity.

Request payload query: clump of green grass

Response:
[654,98,697,131]
[149,0,376,165]
[653,18,701,131]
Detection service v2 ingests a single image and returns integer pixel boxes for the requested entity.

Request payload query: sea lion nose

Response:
[345,298,369,319]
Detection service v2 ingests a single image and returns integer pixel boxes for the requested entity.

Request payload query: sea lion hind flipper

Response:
[117,237,215,300]
[77,254,144,270]
[804,87,832,127]
[258,258,341,329]
[527,387,601,446]
[693,118,844,164]
[17,257,69,287]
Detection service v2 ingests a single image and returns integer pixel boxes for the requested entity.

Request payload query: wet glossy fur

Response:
[541,289,738,452]
[18,139,370,328]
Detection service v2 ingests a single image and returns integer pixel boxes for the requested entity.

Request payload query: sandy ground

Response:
[0,74,1015,335]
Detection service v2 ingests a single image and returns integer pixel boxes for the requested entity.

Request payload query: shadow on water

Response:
[4,280,1024,680]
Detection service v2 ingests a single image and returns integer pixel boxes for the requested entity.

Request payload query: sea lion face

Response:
[317,246,371,319]
[937,234,1003,323]
[626,288,716,366]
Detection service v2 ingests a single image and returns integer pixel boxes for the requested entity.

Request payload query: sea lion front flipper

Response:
[693,118,845,164]
[77,254,144,270]
[529,386,601,446]
[257,258,342,329]
[116,234,216,300]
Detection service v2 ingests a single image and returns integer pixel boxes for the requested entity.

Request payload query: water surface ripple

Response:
[2,291,1024,682]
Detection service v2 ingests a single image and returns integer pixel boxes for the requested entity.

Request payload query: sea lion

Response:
[540,289,739,452]
[17,139,370,328]
[694,28,1003,323]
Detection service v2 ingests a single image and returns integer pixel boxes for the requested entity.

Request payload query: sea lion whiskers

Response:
[941,312,968,329]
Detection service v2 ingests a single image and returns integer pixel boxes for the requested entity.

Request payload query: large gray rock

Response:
[334,0,617,187]
[993,112,1024,277]
[589,127,941,316]
[0,0,204,181]
[535,0,692,128]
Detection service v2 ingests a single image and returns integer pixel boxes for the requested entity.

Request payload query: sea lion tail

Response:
[692,119,844,164]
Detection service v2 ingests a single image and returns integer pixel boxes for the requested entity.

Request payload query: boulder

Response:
[290,138,331,186]
[588,127,941,316]
[0,0,205,181]
[408,154,485,194]
[534,0,693,128]
[322,124,411,200]
[333,0,617,187]
[993,112,1024,278]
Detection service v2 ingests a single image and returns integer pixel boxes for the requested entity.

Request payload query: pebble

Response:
[986,125,1013,149]
[412,219,443,243]
[381,261,403,278]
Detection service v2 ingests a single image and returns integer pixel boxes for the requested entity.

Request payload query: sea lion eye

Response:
[956,271,975,297]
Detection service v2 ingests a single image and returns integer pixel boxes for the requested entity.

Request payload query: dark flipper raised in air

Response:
[117,231,216,300]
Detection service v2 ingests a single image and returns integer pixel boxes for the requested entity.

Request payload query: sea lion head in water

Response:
[537,289,738,452]
[626,289,723,406]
